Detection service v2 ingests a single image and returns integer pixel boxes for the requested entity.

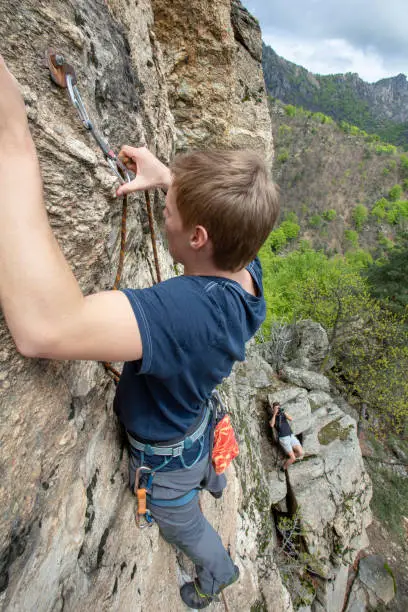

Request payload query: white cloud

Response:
[244,0,408,81]
[263,33,399,82]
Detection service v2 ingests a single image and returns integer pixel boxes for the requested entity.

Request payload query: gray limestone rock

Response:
[286,320,332,371]
[281,366,331,392]
[313,564,349,612]
[308,391,335,411]
[283,392,312,435]
[242,351,275,388]
[358,555,396,605]
[231,0,262,62]
[344,581,368,612]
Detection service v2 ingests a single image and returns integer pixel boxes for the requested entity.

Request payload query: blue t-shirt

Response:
[114,258,265,442]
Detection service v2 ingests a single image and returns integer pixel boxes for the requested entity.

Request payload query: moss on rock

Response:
[318,418,353,445]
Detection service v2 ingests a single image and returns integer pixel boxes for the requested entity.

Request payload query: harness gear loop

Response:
[133,466,154,528]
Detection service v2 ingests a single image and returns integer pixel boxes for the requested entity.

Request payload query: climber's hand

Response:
[116,146,172,196]
[0,55,30,147]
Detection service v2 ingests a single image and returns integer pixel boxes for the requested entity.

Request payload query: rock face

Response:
[0,2,374,612]
[264,324,372,612]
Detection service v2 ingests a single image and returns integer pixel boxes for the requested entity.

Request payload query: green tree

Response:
[345,249,373,268]
[344,229,359,249]
[389,184,403,201]
[399,154,408,177]
[267,227,287,253]
[280,219,300,240]
[322,209,337,221]
[258,245,408,435]
[309,214,323,228]
[352,204,368,231]
[277,150,289,163]
[371,198,388,220]
[365,238,408,314]
[284,105,296,117]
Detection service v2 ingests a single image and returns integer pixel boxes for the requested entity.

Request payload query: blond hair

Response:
[171,150,279,271]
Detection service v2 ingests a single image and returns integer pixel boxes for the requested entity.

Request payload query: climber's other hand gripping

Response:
[116,145,172,196]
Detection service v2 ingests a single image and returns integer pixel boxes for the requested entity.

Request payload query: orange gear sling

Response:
[212,414,239,474]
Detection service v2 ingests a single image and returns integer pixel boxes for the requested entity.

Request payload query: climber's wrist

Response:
[158,166,172,191]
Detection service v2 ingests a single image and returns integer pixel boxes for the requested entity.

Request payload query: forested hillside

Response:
[262,43,408,149]
[259,99,408,437]
[269,99,408,260]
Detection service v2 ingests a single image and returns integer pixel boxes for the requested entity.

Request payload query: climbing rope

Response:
[46,49,162,382]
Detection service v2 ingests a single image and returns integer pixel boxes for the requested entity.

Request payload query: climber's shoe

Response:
[278,466,286,481]
[180,565,240,609]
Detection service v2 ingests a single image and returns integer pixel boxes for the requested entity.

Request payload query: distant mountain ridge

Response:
[262,43,408,148]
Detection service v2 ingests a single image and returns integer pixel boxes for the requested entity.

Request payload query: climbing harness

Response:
[127,400,212,462]
[46,49,162,382]
[129,395,215,527]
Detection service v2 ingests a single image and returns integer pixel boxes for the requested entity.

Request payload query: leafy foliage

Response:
[367,463,408,542]
[344,229,359,249]
[322,209,337,221]
[277,150,289,163]
[375,144,397,156]
[352,204,368,231]
[365,238,408,314]
[259,245,408,434]
[389,184,403,201]
[275,509,322,608]
[309,214,323,228]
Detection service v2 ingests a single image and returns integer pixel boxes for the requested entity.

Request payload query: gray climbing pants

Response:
[129,452,236,595]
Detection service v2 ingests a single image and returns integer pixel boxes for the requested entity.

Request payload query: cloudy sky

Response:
[242,0,407,82]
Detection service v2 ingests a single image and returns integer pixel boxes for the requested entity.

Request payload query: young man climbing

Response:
[0,55,279,609]
[268,402,304,473]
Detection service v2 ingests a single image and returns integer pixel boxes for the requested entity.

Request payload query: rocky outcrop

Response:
[262,326,372,612]
[151,0,273,155]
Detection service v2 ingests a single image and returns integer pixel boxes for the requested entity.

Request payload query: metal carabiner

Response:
[134,465,155,528]
[66,74,131,185]
[106,155,131,185]
[66,74,92,130]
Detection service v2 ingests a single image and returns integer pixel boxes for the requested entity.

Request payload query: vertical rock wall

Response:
[151,0,273,157]
[0,1,284,611]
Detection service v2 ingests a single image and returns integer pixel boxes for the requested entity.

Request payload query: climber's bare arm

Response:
[286,414,293,421]
[0,55,143,361]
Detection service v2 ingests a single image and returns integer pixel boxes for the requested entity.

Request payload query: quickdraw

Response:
[46,49,162,383]
[133,466,154,528]
[46,49,131,184]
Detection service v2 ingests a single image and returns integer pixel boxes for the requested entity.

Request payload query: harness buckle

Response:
[171,445,184,457]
